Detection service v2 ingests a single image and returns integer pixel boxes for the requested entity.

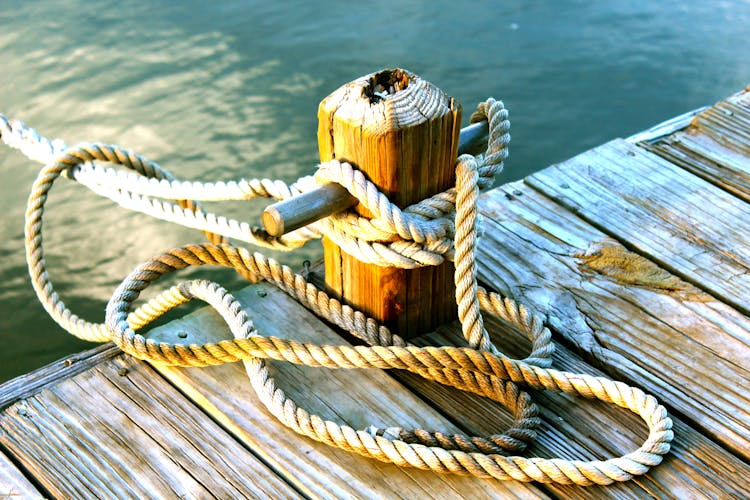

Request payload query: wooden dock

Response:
[1,87,749,498]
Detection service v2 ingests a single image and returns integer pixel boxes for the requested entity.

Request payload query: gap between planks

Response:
[147,283,549,499]
[0,448,44,499]
[642,90,750,202]
[477,180,750,465]
[526,138,750,320]
[0,354,302,499]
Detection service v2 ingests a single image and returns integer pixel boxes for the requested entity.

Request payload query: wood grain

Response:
[0,355,298,499]
[0,343,120,411]
[317,68,461,337]
[398,323,750,499]
[526,138,750,318]
[146,280,548,499]
[474,181,750,459]
[0,450,42,499]
[644,89,750,201]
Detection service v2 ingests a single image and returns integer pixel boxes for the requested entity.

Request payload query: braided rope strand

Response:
[6,99,674,485]
[100,243,672,485]
[4,101,510,267]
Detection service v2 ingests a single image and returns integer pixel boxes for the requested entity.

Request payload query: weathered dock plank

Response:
[147,282,548,499]
[149,261,750,497]
[644,89,750,201]
[2,87,750,499]
[476,182,750,460]
[398,324,750,499]
[0,343,120,410]
[348,182,750,499]
[526,138,750,318]
[0,355,300,499]
[0,450,42,499]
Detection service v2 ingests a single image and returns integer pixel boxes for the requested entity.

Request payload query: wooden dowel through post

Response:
[262,120,488,237]
[318,68,460,338]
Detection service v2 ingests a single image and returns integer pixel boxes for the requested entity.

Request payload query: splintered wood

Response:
[644,89,750,201]
[0,356,297,499]
[1,87,749,498]
[318,68,461,338]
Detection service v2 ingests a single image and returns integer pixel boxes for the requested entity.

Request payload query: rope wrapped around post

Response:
[3,93,673,484]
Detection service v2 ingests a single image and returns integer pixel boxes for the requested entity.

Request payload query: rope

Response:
[3,100,511,267]
[2,101,673,485]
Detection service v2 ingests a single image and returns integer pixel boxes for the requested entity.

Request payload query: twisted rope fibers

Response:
[2,102,673,485]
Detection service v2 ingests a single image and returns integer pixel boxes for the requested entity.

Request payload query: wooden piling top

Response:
[318,68,461,337]
[2,87,750,498]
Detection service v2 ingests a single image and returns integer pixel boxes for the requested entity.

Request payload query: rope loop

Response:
[2,98,673,485]
[99,241,672,485]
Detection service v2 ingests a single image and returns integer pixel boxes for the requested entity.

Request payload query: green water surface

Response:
[1,0,748,382]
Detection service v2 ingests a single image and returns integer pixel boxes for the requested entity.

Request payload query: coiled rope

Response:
[0,102,672,485]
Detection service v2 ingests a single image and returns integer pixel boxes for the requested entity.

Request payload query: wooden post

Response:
[318,68,461,338]
[262,121,488,237]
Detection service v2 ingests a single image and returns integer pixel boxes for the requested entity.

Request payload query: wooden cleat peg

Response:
[262,120,488,237]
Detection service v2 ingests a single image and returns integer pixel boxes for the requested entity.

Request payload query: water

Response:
[1,0,748,382]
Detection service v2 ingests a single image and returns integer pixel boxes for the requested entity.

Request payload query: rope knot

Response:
[7,95,675,485]
[305,99,510,270]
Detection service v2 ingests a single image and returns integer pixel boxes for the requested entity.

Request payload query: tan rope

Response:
[101,249,671,485]
[5,100,511,268]
[11,100,673,485]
